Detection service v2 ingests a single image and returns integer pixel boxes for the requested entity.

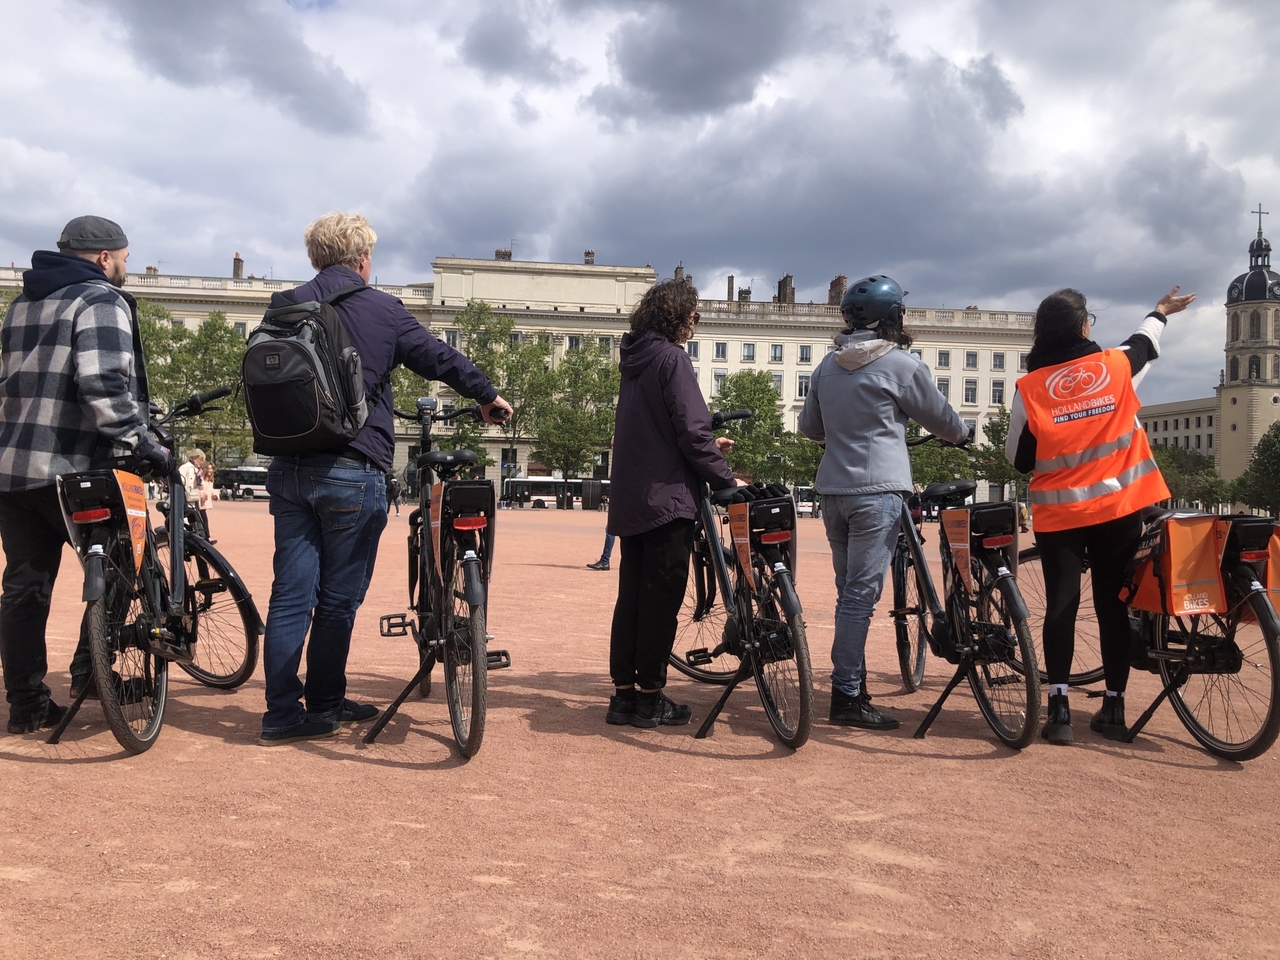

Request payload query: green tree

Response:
[907,421,973,485]
[532,337,618,478]
[968,406,1028,500]
[1150,444,1228,509]
[171,311,252,465]
[779,431,823,487]
[1231,423,1280,513]
[137,298,192,409]
[714,370,785,481]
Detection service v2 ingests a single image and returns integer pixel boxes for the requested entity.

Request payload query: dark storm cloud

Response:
[580,0,804,118]
[459,5,586,85]
[960,54,1024,126]
[97,0,370,135]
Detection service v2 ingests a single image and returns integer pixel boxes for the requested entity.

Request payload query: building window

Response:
[714,342,727,361]
[798,345,812,364]
[769,344,783,363]
[567,335,581,351]
[445,329,459,349]
[1249,355,1261,380]
[910,349,923,361]
[963,418,977,435]
[1208,415,1213,427]
[1231,312,1240,340]
[599,336,612,350]
[1273,355,1280,381]
[937,349,951,369]
[1208,434,1213,448]
[1018,352,1028,372]
[713,370,727,395]
[1230,356,1240,381]
[937,377,950,401]
[510,332,522,348]
[1162,420,1168,431]
[742,343,756,362]
[1195,416,1201,428]
[992,352,1005,371]
[771,372,783,394]
[691,367,699,383]
[1173,436,1179,447]
[826,344,835,355]
[1196,435,1202,449]
[686,340,699,359]
[964,351,978,369]
[171,319,184,329]
[1251,310,1262,340]
[991,380,1005,405]
[797,374,811,399]
[964,378,978,404]
[234,321,247,338]
[1184,418,1190,429]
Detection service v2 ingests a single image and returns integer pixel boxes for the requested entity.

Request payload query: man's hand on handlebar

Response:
[480,395,513,425]
[139,439,174,477]
[715,437,734,453]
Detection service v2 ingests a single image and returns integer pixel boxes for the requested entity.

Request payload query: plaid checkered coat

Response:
[0,254,153,492]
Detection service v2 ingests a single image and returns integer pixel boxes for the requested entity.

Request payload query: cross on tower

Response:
[1253,202,1269,237]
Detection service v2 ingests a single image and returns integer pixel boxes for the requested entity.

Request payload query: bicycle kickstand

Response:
[694,661,754,740]
[913,657,971,740]
[1122,664,1188,744]
[46,682,94,745]
[363,656,433,745]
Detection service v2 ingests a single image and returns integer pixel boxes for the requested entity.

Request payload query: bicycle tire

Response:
[967,568,1040,749]
[669,532,737,685]
[749,567,813,748]
[156,530,259,689]
[442,550,487,757]
[892,547,929,692]
[1156,592,1280,761]
[89,538,168,754]
[1013,546,1105,686]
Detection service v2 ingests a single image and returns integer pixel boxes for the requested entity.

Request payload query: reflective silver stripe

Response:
[1034,429,1135,473]
[1030,457,1160,506]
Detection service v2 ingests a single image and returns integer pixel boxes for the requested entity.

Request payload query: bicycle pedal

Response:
[148,631,194,664]
[487,649,512,669]
[685,647,714,666]
[380,613,410,637]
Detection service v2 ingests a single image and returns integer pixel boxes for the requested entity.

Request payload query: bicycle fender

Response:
[82,551,106,603]
[462,557,486,607]
[985,555,1030,622]
[184,532,266,636]
[774,566,802,617]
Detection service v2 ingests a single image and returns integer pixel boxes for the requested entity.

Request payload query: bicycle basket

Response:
[1123,513,1227,616]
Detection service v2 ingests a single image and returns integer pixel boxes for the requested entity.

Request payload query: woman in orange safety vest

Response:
[1005,285,1195,745]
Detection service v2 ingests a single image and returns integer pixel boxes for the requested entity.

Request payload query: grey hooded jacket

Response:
[798,330,968,496]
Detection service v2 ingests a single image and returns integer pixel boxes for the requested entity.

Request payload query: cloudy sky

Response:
[1,0,1276,402]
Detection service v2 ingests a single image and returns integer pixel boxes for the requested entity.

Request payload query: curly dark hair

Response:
[630,278,699,341]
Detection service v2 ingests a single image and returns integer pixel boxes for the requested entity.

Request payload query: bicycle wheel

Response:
[749,566,814,748]
[967,568,1040,749]
[1155,594,1280,761]
[669,532,737,684]
[156,530,259,689]
[892,547,929,692]
[441,550,487,757]
[1014,546,1104,685]
[88,538,168,754]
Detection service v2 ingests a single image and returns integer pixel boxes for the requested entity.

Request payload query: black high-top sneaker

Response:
[1090,695,1128,741]
[829,689,899,730]
[1041,693,1073,745]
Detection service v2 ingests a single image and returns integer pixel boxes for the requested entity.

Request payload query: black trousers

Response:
[0,485,91,720]
[1035,510,1144,692]
[608,518,695,690]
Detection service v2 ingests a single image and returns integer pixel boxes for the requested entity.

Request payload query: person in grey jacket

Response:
[799,275,968,729]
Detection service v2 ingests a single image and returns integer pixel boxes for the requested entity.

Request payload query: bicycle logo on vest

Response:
[1045,360,1117,424]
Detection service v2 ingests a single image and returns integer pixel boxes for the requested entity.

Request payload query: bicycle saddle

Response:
[1140,504,1177,524]
[419,449,479,468]
[921,479,976,502]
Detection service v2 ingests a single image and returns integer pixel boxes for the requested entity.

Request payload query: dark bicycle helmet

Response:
[840,275,907,330]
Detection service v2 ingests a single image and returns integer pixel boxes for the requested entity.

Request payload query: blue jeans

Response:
[822,492,903,697]
[601,531,616,563]
[261,454,387,732]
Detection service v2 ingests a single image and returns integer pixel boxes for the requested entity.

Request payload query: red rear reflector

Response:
[72,508,112,523]
[982,535,1014,548]
[759,531,791,543]
[1240,550,1270,562]
[452,516,488,530]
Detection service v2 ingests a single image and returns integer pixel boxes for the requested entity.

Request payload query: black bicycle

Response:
[1012,546,1104,685]
[895,438,1041,748]
[48,388,263,753]
[367,398,510,756]
[670,409,814,748]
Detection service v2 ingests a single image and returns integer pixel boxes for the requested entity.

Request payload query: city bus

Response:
[501,477,609,508]
[214,466,270,500]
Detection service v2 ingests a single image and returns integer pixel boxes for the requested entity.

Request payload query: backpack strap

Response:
[321,283,367,305]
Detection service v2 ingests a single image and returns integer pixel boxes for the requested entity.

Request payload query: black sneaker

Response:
[1090,696,1128,741]
[1041,693,1073,745]
[606,693,636,725]
[259,719,341,746]
[7,700,67,735]
[829,689,900,730]
[631,691,692,728]
[338,699,379,725]
[586,559,610,571]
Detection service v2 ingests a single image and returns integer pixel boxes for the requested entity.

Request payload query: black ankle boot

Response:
[1090,695,1128,741]
[829,689,899,730]
[1041,693,1073,745]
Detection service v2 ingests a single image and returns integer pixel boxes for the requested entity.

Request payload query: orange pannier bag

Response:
[1122,514,1229,616]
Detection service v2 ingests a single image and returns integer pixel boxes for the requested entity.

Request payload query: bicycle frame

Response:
[896,500,945,622]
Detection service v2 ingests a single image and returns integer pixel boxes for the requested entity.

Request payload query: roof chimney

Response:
[827,275,847,305]
[727,274,735,301]
[495,248,513,261]
[584,249,595,265]
[145,265,159,276]
[232,252,244,279]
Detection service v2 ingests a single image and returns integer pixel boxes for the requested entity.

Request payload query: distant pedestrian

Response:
[386,472,402,516]
[200,461,216,542]
[586,529,614,571]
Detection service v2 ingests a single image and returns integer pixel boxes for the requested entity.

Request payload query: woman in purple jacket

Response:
[605,280,740,729]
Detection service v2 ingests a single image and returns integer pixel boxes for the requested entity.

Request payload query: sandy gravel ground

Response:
[2,502,1278,959]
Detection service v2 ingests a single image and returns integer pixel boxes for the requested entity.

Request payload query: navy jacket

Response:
[291,266,497,470]
[607,330,735,538]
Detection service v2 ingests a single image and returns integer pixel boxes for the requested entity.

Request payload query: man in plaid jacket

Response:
[0,216,172,735]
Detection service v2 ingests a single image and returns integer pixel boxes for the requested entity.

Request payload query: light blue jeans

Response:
[822,492,903,697]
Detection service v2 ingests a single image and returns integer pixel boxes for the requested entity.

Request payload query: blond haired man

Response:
[260,212,512,745]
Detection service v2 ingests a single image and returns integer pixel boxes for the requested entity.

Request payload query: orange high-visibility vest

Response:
[1019,348,1169,533]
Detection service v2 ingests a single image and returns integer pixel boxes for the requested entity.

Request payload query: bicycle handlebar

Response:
[906,430,972,449]
[711,408,753,428]
[394,405,511,424]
